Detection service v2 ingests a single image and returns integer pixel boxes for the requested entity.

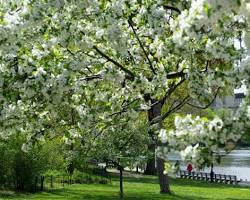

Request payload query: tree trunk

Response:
[34,176,38,192]
[50,175,53,188]
[119,167,123,199]
[67,144,75,180]
[145,98,159,175]
[144,143,156,175]
[40,176,44,191]
[210,163,214,183]
[146,98,171,194]
[157,157,170,193]
[136,165,139,173]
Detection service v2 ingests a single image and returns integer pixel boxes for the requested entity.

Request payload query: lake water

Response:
[167,150,250,181]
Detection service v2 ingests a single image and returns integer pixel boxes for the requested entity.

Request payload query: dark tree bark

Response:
[210,163,214,183]
[145,98,159,175]
[50,175,53,188]
[157,157,170,193]
[119,166,124,199]
[40,176,44,191]
[34,176,38,192]
[67,144,75,177]
[145,98,171,194]
[144,143,156,175]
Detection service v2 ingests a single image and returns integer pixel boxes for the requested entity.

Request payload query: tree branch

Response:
[200,61,209,73]
[160,95,190,122]
[147,78,186,110]
[58,44,95,74]
[187,87,221,109]
[160,78,186,107]
[83,125,109,156]
[166,61,211,80]
[93,45,135,80]
[166,71,186,79]
[109,98,140,117]
[128,18,156,75]
[79,74,102,81]
[163,5,181,14]
[109,109,127,117]
[118,133,135,152]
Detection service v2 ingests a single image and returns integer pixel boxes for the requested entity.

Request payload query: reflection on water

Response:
[168,150,250,181]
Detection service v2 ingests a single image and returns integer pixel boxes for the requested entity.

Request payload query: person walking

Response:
[187,163,193,175]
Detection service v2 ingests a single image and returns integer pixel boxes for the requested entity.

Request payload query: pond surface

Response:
[168,150,250,181]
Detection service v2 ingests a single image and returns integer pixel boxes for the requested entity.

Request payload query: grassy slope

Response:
[0,175,250,200]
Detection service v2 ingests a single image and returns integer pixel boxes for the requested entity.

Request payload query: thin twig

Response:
[79,74,102,81]
[128,18,156,75]
[160,95,190,122]
[160,78,186,107]
[187,87,221,109]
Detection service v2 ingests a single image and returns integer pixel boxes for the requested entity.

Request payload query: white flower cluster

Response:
[159,103,250,167]
[171,0,250,46]
[0,0,250,172]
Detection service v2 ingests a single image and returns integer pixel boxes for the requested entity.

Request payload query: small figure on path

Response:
[187,163,193,174]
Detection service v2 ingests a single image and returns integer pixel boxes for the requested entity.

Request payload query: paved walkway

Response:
[238,181,250,186]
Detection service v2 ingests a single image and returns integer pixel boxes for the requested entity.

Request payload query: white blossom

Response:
[159,129,167,143]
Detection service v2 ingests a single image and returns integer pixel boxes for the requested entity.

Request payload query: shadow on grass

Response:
[170,193,210,200]
[0,190,31,199]
[0,189,244,200]
[33,188,208,200]
[40,192,117,200]
[0,186,208,200]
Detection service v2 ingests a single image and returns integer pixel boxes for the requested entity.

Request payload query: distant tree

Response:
[0,135,65,191]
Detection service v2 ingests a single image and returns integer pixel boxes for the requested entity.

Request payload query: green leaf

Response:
[204,3,212,18]
[237,0,241,6]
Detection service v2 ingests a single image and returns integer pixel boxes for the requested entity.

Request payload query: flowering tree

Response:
[0,0,250,194]
[159,0,250,170]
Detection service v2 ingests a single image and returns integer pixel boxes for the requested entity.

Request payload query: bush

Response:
[0,135,66,192]
[0,136,44,192]
[72,170,109,184]
[13,151,38,192]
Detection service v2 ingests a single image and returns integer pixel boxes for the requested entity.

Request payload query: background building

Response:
[211,92,245,109]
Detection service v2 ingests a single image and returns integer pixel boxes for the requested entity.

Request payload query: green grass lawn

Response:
[0,174,250,200]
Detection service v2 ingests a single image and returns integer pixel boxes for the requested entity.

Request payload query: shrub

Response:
[72,170,109,184]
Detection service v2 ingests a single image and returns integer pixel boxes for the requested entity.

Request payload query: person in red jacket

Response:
[187,163,193,174]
